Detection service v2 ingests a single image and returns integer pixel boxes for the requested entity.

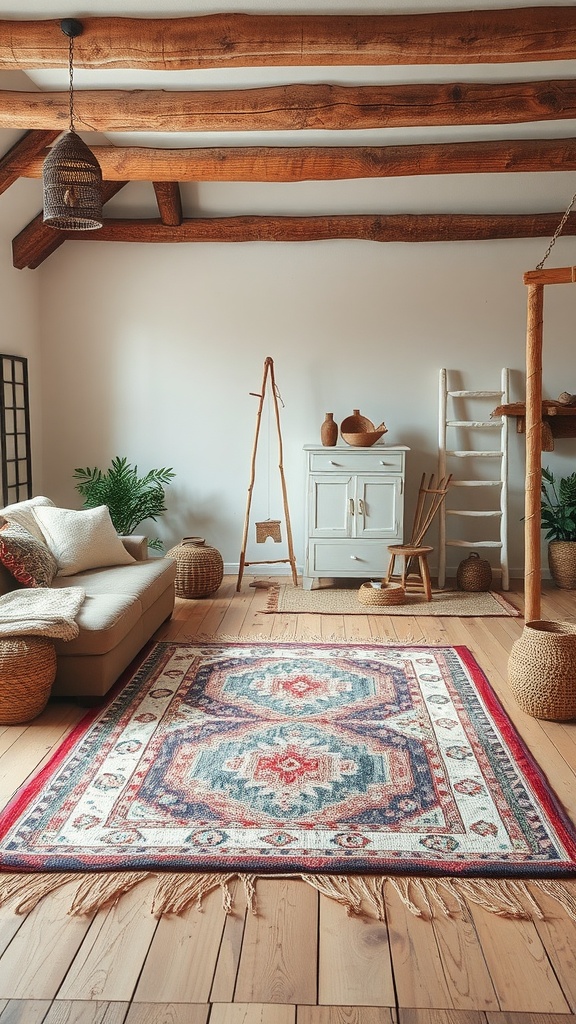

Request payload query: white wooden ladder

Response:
[438,368,509,590]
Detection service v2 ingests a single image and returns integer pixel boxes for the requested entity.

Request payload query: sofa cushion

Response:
[0,495,54,543]
[52,592,142,657]
[0,518,58,588]
[51,557,177,614]
[33,505,135,576]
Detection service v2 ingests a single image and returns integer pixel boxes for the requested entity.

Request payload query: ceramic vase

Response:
[320,412,338,447]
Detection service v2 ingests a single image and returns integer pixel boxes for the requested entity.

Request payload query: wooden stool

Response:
[386,544,434,601]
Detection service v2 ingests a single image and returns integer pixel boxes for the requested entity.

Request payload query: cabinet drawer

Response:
[309,541,389,575]
[309,451,404,474]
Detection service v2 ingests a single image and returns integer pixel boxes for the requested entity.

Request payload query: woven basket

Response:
[508,619,576,720]
[456,552,493,592]
[340,409,387,448]
[0,636,56,725]
[548,541,576,589]
[166,537,224,598]
[358,581,405,606]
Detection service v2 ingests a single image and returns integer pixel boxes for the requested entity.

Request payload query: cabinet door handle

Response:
[349,498,355,515]
[358,498,365,515]
[350,554,359,560]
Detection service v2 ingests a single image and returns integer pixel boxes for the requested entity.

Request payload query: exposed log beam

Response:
[0,129,60,195]
[153,182,182,226]
[0,10,575,70]
[12,181,128,270]
[21,138,576,182]
[13,212,576,268]
[3,80,576,133]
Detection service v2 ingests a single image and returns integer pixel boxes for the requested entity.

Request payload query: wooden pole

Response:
[524,282,544,622]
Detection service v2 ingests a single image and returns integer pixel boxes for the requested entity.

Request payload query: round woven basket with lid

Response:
[0,636,56,724]
[508,619,576,720]
[358,581,405,606]
[166,537,224,598]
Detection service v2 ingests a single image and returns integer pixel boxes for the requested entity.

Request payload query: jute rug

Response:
[1,640,574,921]
[265,584,521,617]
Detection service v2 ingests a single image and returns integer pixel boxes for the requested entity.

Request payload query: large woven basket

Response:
[548,541,576,589]
[166,537,224,598]
[508,619,576,720]
[358,581,405,606]
[0,636,56,725]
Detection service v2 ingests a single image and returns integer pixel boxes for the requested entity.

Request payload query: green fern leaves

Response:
[73,456,175,550]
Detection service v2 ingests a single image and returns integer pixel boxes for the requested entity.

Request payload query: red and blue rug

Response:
[1,640,575,886]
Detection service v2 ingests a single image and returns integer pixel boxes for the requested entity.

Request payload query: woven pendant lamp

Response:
[43,19,103,231]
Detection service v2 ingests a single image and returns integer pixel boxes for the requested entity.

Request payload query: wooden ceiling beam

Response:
[21,138,576,182]
[3,80,576,133]
[12,211,574,266]
[12,182,128,269]
[0,9,575,70]
[153,182,183,226]
[0,129,60,195]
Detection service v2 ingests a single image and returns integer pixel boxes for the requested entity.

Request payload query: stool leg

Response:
[386,553,396,584]
[419,554,432,601]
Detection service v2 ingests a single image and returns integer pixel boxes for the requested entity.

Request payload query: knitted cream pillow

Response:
[32,505,136,576]
[0,495,54,543]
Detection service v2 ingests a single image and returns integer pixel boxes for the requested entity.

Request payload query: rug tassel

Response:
[530,879,576,922]
[388,877,426,917]
[0,872,79,915]
[68,872,152,916]
[451,878,530,919]
[241,874,258,915]
[151,873,237,916]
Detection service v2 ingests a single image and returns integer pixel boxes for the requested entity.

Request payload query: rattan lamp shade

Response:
[43,131,103,230]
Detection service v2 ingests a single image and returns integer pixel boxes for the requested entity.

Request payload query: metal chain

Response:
[68,34,75,132]
[536,188,576,270]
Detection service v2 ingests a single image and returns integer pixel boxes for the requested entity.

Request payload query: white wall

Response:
[36,231,576,578]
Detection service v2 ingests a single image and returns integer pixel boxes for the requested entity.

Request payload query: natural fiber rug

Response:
[265,585,521,616]
[1,640,574,921]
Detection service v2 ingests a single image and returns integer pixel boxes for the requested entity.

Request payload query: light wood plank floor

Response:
[1,576,576,1024]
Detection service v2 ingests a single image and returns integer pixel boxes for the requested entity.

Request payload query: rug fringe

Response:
[0,873,575,922]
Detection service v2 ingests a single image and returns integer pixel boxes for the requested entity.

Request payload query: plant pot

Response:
[548,540,576,589]
[508,619,576,720]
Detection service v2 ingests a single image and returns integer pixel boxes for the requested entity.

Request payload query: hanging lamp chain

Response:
[536,188,576,270]
[68,34,75,132]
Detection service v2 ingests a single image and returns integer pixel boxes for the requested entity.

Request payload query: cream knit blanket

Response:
[0,587,85,640]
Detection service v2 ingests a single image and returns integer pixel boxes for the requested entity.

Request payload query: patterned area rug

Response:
[265,585,521,616]
[1,639,574,915]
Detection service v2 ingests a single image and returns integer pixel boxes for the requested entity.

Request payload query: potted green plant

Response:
[541,466,576,588]
[73,456,175,551]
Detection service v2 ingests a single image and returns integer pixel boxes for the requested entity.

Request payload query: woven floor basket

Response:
[548,541,576,589]
[166,537,224,598]
[358,581,406,606]
[456,552,492,592]
[508,619,576,720]
[0,636,57,725]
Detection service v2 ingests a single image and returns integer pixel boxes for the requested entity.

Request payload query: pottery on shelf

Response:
[320,412,338,446]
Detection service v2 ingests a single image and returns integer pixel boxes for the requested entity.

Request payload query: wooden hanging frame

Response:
[523,264,576,622]
[236,356,298,591]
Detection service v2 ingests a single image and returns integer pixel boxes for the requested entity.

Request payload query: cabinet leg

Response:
[302,576,314,591]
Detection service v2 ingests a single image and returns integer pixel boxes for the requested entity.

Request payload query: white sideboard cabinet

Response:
[302,445,409,590]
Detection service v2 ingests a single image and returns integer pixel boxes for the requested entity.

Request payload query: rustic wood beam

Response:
[12,182,128,269]
[153,182,182,226]
[0,10,575,70]
[21,138,576,182]
[0,129,60,195]
[3,80,576,133]
[13,211,576,268]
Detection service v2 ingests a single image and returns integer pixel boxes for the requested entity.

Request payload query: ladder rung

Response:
[446,540,503,548]
[448,390,503,398]
[446,509,502,517]
[446,420,500,428]
[449,480,501,487]
[446,450,502,458]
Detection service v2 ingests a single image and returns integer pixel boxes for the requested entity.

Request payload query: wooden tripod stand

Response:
[236,357,298,591]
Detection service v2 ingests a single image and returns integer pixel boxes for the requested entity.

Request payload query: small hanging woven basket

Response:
[456,552,492,592]
[508,619,576,720]
[0,636,56,724]
[166,537,224,598]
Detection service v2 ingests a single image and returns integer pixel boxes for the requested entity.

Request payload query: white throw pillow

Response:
[32,505,136,576]
[0,495,54,543]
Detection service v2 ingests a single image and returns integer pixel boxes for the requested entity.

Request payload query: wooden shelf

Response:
[492,400,576,443]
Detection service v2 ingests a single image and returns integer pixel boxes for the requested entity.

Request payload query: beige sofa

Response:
[0,497,176,699]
